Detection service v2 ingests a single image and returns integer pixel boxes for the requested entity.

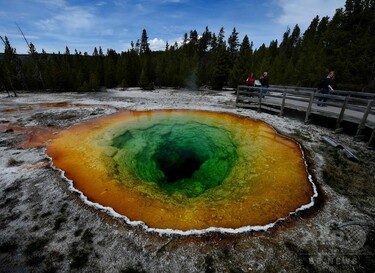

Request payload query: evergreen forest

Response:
[1,0,374,93]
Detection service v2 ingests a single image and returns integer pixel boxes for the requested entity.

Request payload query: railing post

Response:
[367,128,375,148]
[335,96,349,132]
[279,91,286,117]
[304,93,314,123]
[257,91,262,112]
[355,100,373,139]
[236,86,240,105]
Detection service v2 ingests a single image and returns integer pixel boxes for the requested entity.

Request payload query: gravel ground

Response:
[0,88,374,273]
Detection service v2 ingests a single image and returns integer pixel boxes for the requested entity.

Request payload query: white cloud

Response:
[95,1,107,7]
[36,19,58,32]
[162,0,184,3]
[34,0,67,8]
[149,38,167,51]
[35,5,96,35]
[2,0,348,54]
[274,0,346,30]
[136,3,147,13]
[57,7,95,32]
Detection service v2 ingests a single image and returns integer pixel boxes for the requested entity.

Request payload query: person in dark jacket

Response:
[260,72,269,98]
[318,71,335,106]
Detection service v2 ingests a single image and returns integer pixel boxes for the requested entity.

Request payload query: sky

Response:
[0,0,346,55]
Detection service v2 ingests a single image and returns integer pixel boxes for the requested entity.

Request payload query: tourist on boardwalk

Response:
[246,73,255,86]
[260,72,269,97]
[318,71,335,106]
[245,73,256,96]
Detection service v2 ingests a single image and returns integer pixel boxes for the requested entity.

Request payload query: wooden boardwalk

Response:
[236,85,375,147]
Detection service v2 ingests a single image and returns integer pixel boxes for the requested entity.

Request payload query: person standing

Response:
[246,73,255,86]
[318,71,335,106]
[260,72,269,98]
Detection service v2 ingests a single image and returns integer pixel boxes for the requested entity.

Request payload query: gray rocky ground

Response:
[0,88,374,273]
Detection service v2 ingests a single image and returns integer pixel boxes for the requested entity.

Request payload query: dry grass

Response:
[6,158,23,167]
[290,129,312,142]
[322,145,375,217]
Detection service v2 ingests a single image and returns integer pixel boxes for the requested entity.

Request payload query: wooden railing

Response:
[236,85,375,147]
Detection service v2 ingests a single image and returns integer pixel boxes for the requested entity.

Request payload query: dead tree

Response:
[17,23,45,90]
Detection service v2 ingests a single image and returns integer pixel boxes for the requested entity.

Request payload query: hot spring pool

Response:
[46,110,317,234]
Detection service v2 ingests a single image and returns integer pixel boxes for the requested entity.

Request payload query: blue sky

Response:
[0,0,346,55]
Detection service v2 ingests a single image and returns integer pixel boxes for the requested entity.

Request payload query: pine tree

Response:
[228,27,239,55]
[23,42,45,90]
[104,49,118,88]
[227,27,240,80]
[127,49,141,87]
[228,35,253,87]
[196,27,213,87]
[139,29,154,89]
[211,46,229,89]
[0,36,22,95]
[140,29,150,54]
[253,42,274,83]
[294,16,327,86]
[2,1,375,93]
[116,52,128,88]
[217,27,226,48]
[44,53,59,91]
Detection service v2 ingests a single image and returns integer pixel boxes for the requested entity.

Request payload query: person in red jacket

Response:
[246,73,255,86]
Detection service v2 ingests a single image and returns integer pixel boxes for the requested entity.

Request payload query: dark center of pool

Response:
[111,121,237,197]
